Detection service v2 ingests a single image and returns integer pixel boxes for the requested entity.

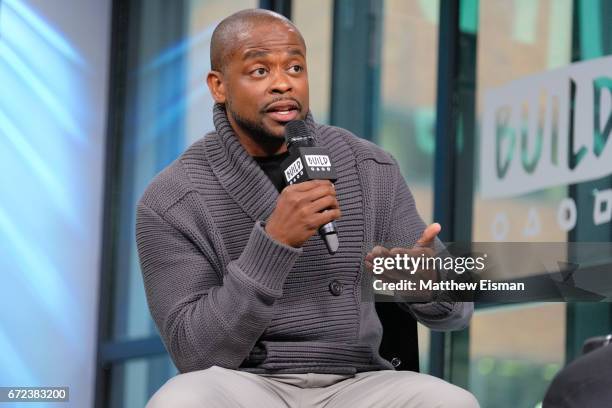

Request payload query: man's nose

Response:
[269,70,292,94]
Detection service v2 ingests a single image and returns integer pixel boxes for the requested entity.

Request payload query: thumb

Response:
[415,223,441,248]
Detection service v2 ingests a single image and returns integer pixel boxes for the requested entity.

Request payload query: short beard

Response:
[227,102,284,146]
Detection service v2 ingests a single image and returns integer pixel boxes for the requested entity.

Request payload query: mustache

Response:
[261,97,302,113]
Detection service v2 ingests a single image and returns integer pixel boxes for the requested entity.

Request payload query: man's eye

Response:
[289,65,303,73]
[252,68,267,77]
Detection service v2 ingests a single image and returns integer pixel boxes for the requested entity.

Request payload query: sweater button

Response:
[329,280,343,296]
[391,357,402,368]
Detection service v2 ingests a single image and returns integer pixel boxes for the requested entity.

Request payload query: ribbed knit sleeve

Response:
[385,162,473,331]
[135,203,302,373]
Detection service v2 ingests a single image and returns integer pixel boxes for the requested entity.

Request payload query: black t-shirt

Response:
[253,151,290,192]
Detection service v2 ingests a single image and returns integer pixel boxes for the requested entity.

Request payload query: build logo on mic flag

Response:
[284,157,304,185]
[304,154,332,171]
[282,149,336,186]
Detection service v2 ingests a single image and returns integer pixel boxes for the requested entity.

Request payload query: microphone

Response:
[280,120,340,255]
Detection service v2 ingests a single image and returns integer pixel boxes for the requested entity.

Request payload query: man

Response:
[136,8,478,408]
[543,340,612,407]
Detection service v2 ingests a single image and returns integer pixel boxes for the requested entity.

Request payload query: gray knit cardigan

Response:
[135,104,472,374]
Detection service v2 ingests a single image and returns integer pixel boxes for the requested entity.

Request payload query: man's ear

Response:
[206,71,226,104]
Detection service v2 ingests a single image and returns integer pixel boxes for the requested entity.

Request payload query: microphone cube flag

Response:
[281,147,337,185]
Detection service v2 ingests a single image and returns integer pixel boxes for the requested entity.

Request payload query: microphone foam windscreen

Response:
[284,120,312,146]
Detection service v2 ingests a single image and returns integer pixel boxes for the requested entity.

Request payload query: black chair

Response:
[376,301,420,372]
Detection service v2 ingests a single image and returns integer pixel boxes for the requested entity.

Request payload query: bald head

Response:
[206,9,309,148]
[210,9,305,73]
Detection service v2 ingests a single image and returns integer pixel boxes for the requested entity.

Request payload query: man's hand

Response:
[265,180,341,248]
[414,222,441,248]
[365,223,441,300]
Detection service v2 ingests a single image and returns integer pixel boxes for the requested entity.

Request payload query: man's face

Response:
[217,22,309,141]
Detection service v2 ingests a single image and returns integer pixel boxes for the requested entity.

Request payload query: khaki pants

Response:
[146,366,479,408]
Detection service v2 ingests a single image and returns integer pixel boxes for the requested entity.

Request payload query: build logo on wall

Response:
[480,56,612,237]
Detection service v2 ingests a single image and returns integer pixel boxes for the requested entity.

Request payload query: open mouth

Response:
[265,100,300,123]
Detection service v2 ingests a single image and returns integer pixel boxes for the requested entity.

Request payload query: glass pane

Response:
[378,0,439,224]
[473,0,573,243]
[109,354,177,408]
[293,0,333,124]
[469,303,566,408]
[111,0,256,341]
[417,323,431,373]
[378,1,439,369]
[469,3,612,407]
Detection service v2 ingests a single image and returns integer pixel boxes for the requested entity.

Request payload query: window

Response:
[378,0,441,372]
[293,0,333,124]
[379,0,439,224]
[100,1,257,405]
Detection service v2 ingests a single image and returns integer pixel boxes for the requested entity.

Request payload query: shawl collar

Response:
[204,103,320,223]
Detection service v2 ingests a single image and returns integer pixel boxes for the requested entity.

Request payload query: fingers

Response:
[288,179,334,192]
[367,244,433,262]
[307,184,336,204]
[365,246,390,265]
[285,181,336,207]
[389,247,434,257]
[366,246,435,274]
[388,247,410,256]
[309,195,339,213]
[415,223,441,248]
[369,245,390,258]
[310,208,341,228]
[367,243,435,265]
[305,182,339,227]
[270,180,339,247]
